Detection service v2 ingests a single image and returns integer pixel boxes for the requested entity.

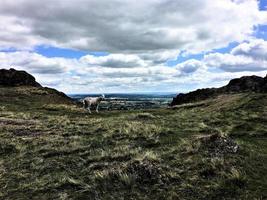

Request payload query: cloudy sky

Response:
[0,0,267,94]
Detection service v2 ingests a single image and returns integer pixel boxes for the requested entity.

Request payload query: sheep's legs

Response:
[87,106,92,114]
[96,105,99,113]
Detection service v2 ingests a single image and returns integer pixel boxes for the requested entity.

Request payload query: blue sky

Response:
[260,0,267,10]
[0,0,267,93]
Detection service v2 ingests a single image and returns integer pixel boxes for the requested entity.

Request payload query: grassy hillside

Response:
[0,87,266,199]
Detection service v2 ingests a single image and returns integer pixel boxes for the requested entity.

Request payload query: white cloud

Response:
[79,50,180,68]
[0,51,70,74]
[137,50,180,65]
[80,54,147,68]
[231,39,267,60]
[204,39,267,72]
[0,0,266,53]
[1,39,267,93]
[175,59,206,74]
[0,50,182,92]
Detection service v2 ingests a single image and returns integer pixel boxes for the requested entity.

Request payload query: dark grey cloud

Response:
[217,62,267,72]
[0,0,265,53]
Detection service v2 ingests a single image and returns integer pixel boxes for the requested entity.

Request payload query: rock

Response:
[171,74,267,106]
[0,68,41,87]
[220,75,265,93]
[170,88,217,106]
[197,133,239,157]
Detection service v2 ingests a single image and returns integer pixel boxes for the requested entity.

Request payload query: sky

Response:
[0,0,267,94]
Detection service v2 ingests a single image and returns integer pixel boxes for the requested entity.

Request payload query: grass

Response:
[0,87,267,199]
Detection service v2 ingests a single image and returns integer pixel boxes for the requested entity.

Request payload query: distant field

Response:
[0,87,267,199]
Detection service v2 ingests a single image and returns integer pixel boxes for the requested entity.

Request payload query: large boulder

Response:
[0,68,42,87]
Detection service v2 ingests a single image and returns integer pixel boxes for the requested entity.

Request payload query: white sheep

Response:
[83,94,105,113]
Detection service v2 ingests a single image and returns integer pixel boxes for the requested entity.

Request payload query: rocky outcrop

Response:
[219,75,265,93]
[0,68,74,104]
[171,74,267,106]
[171,88,217,106]
[0,68,42,87]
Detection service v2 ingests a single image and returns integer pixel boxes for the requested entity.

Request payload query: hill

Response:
[0,68,74,107]
[171,74,267,106]
[0,70,266,199]
[0,68,42,87]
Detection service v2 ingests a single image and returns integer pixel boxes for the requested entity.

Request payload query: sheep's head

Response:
[100,94,105,100]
